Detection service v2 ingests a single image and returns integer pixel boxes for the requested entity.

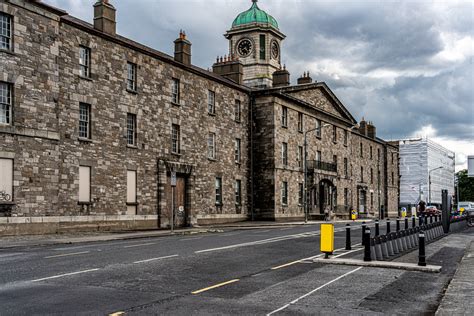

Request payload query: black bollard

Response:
[430,215,433,224]
[418,231,426,266]
[345,224,351,250]
[375,220,380,236]
[386,219,391,234]
[412,216,416,228]
[363,227,371,262]
[396,218,401,231]
[405,217,409,230]
[419,216,423,227]
[361,222,366,246]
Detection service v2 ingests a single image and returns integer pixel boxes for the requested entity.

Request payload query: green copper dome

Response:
[232,0,279,30]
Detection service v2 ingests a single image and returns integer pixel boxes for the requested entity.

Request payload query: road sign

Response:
[171,171,177,187]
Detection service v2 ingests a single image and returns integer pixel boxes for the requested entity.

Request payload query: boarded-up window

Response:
[0,158,13,200]
[127,170,137,215]
[79,166,91,202]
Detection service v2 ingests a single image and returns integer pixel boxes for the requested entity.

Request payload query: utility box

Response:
[320,223,334,256]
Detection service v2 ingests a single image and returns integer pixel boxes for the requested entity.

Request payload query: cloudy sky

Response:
[45,0,473,171]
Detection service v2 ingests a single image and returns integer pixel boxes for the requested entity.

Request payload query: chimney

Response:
[174,30,192,65]
[272,65,290,87]
[359,117,368,136]
[212,54,243,85]
[297,71,313,85]
[93,0,116,35]
[367,121,376,139]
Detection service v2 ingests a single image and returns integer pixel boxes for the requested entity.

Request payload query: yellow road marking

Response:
[109,312,125,316]
[191,279,240,294]
[44,251,90,259]
[271,260,302,270]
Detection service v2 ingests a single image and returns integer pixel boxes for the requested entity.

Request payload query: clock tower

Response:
[225,0,285,88]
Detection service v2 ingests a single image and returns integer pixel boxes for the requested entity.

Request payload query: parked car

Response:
[424,205,441,216]
[458,201,474,217]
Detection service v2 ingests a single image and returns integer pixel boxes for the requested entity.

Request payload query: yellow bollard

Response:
[320,223,334,258]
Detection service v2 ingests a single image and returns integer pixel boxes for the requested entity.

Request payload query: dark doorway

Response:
[319,179,335,214]
[166,174,188,227]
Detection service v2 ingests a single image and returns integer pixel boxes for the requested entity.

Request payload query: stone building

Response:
[0,0,398,235]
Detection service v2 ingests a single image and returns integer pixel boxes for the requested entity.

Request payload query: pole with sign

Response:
[171,171,176,233]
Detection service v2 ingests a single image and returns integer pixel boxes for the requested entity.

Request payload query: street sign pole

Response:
[171,171,177,233]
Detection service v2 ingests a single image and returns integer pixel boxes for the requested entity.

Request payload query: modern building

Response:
[0,0,399,235]
[396,138,455,209]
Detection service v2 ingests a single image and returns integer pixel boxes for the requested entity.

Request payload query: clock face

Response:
[271,41,279,59]
[237,39,253,57]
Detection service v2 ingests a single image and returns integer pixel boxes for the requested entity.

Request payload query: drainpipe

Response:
[250,95,255,221]
[157,159,161,228]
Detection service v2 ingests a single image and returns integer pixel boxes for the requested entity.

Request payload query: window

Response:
[126,170,137,215]
[79,103,91,139]
[208,90,215,114]
[235,138,241,163]
[370,146,373,159]
[281,142,288,167]
[215,177,222,205]
[281,106,288,127]
[377,148,380,161]
[235,180,242,206]
[234,100,241,122]
[344,130,348,146]
[0,158,13,201]
[0,82,12,125]
[172,78,180,104]
[392,172,394,185]
[259,34,266,60]
[208,133,216,159]
[79,166,91,203]
[360,142,363,158]
[316,119,322,138]
[127,62,137,91]
[127,113,137,146]
[371,192,374,207]
[281,181,288,205]
[344,158,348,177]
[333,155,337,166]
[361,166,364,182]
[297,112,303,132]
[298,146,303,169]
[298,183,304,205]
[316,150,321,162]
[0,13,12,51]
[171,124,180,154]
[79,46,91,78]
[370,168,374,184]
[333,125,337,142]
[344,188,348,207]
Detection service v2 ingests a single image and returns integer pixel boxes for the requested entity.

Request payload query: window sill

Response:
[208,112,216,117]
[215,203,223,207]
[126,89,138,95]
[78,75,93,81]
[281,204,288,208]
[127,144,139,149]
[78,137,92,143]
[171,101,181,107]
[316,136,322,140]
[126,202,139,206]
[235,120,241,124]
[298,130,303,134]
[78,201,92,205]
[333,141,338,144]
[0,48,15,56]
[235,161,241,165]
[281,125,288,129]
[172,152,182,156]
[0,201,15,206]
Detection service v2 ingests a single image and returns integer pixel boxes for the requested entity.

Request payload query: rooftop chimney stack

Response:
[297,71,313,85]
[93,0,116,35]
[272,65,290,87]
[367,121,376,139]
[212,54,244,85]
[359,118,368,136]
[174,30,192,65]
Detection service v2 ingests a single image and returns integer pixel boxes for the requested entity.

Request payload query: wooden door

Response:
[166,175,187,228]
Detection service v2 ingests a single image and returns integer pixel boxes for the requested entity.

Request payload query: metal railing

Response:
[307,160,337,173]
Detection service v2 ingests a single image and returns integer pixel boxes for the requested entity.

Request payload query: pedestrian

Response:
[324,207,330,221]
[418,200,426,217]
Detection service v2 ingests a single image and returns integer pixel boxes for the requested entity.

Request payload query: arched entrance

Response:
[318,179,336,215]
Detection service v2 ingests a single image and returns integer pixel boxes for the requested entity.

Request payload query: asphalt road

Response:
[0,221,466,315]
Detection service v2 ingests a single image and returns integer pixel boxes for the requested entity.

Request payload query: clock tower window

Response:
[259,34,266,60]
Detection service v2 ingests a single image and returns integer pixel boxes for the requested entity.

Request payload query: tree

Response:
[455,169,474,204]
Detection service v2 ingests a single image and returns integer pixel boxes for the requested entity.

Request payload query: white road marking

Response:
[31,268,100,282]
[332,247,363,258]
[179,237,203,242]
[123,242,156,248]
[266,267,363,315]
[133,254,179,264]
[253,230,271,233]
[44,251,90,259]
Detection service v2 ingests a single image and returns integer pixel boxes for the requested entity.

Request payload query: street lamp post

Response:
[428,166,443,205]
[304,123,330,223]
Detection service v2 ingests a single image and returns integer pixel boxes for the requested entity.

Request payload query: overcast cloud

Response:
[44,0,474,170]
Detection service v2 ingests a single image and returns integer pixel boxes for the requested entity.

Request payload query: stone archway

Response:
[318,179,336,215]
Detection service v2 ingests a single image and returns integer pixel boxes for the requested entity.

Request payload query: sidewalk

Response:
[436,239,474,315]
[0,219,369,249]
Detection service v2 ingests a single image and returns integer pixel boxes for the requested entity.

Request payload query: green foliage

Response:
[456,169,474,203]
